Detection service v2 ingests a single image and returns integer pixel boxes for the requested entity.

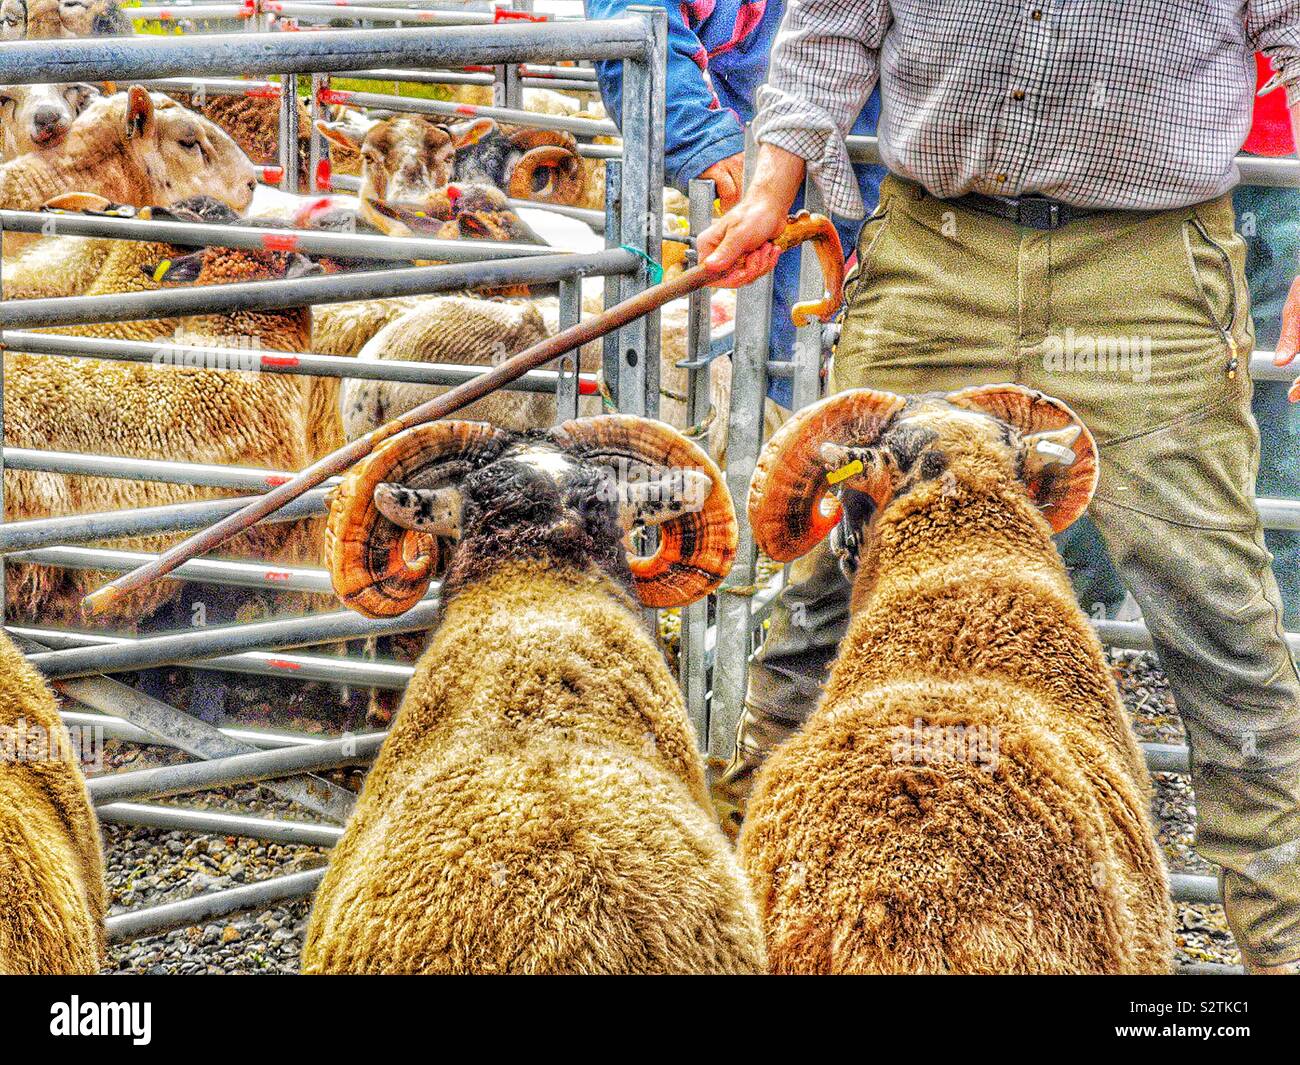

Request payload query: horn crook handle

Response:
[773,210,845,327]
[80,214,845,614]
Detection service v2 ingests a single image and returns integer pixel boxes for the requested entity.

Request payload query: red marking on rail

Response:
[318,88,352,106]
[578,378,598,395]
[261,233,299,252]
[261,354,301,367]
[314,159,332,192]
[238,0,256,16]
[264,474,291,486]
[455,104,478,116]
[464,65,493,73]
[494,7,546,21]
[245,85,282,100]
[260,165,285,184]
[157,9,173,18]
[264,571,291,582]
[266,659,302,670]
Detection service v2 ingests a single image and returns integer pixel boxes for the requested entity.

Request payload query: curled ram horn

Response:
[747,388,907,563]
[507,143,584,205]
[549,415,738,608]
[945,383,1099,532]
[324,421,509,618]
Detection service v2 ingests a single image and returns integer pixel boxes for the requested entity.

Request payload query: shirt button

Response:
[1011,89,1026,100]
[995,174,1008,183]
[1031,9,1043,19]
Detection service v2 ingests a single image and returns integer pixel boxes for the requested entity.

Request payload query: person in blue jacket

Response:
[583,0,884,409]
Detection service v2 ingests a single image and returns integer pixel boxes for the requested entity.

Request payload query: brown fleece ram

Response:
[0,630,104,974]
[303,418,763,973]
[739,385,1173,974]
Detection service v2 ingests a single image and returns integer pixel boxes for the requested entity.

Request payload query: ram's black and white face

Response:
[373,440,711,593]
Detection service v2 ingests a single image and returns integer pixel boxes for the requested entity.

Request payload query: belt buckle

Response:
[1016,198,1060,230]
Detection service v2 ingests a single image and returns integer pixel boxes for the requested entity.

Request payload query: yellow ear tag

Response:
[826,459,864,486]
[152,260,172,283]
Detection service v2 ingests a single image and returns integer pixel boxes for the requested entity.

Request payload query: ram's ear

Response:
[449,118,494,149]
[617,469,713,531]
[125,85,155,140]
[374,483,464,540]
[142,251,204,284]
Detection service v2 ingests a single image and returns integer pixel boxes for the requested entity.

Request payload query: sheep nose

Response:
[32,105,63,130]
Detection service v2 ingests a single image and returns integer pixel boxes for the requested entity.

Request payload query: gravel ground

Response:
[92,649,1234,974]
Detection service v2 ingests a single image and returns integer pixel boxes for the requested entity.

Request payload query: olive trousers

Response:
[730,174,1300,967]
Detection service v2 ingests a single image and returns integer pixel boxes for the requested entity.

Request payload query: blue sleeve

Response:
[584,0,747,189]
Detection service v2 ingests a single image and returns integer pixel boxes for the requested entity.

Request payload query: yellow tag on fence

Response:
[826,459,864,486]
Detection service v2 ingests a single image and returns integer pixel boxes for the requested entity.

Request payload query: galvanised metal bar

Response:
[88,732,386,805]
[679,177,715,750]
[1144,743,1192,774]
[708,130,774,767]
[17,625,415,689]
[0,208,559,262]
[317,86,620,137]
[267,1,495,23]
[2,447,317,492]
[60,709,371,750]
[15,635,357,822]
[104,868,326,943]
[309,72,328,192]
[0,20,651,85]
[97,802,345,848]
[601,160,623,404]
[554,276,581,422]
[0,489,328,552]
[792,175,827,413]
[1171,873,1220,906]
[344,67,594,90]
[6,546,334,595]
[607,7,667,420]
[130,3,255,19]
[0,252,636,331]
[845,133,1300,188]
[278,69,302,192]
[134,77,281,96]
[1,333,600,397]
[27,599,442,679]
[508,198,605,230]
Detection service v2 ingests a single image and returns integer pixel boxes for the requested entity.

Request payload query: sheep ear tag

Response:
[748,388,906,563]
[324,421,509,618]
[945,384,1099,533]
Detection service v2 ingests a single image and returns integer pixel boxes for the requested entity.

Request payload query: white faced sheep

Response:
[19,0,131,37]
[0,0,26,37]
[0,628,105,974]
[301,415,764,973]
[0,82,98,161]
[739,384,1174,974]
[0,87,257,255]
[314,113,492,232]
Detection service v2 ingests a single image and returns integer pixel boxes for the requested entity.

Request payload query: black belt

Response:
[947,191,1098,230]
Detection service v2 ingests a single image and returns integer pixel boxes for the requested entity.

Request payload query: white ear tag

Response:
[1034,439,1076,466]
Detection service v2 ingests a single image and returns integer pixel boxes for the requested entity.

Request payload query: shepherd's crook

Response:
[81,213,844,615]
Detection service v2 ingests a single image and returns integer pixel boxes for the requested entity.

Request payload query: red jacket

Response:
[1246,52,1295,157]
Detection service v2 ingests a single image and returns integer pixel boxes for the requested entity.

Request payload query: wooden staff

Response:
[81,212,844,615]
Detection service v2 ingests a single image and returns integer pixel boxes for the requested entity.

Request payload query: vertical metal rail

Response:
[554,275,582,423]
[308,71,328,193]
[708,128,773,767]
[602,159,624,403]
[612,5,666,418]
[679,177,716,748]
[792,175,827,413]
[279,70,301,192]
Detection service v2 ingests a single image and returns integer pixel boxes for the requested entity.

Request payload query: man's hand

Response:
[1278,276,1300,401]
[700,153,746,213]
[697,143,807,289]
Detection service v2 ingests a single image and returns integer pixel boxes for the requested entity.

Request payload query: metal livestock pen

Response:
[0,0,1273,971]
